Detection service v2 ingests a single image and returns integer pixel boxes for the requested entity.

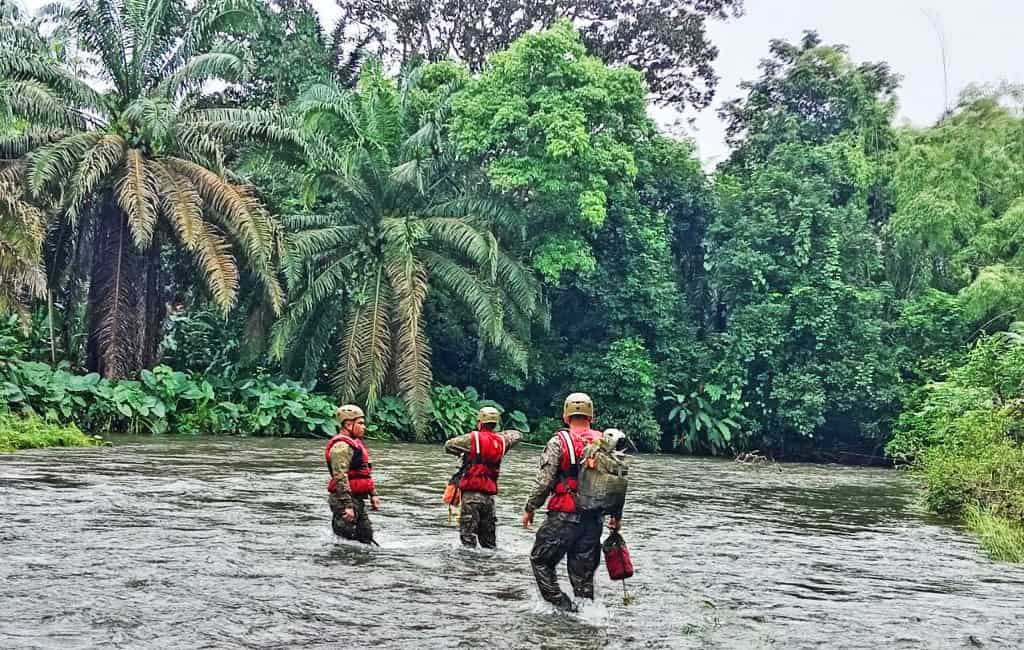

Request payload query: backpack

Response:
[576,432,629,515]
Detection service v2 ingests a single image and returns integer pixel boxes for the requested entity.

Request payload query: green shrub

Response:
[895,334,1024,562]
[965,505,1024,563]
[0,413,102,452]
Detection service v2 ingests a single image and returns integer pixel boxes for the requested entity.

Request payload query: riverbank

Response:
[0,413,102,452]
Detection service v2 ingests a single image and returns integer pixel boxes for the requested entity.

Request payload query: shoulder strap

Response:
[557,430,577,465]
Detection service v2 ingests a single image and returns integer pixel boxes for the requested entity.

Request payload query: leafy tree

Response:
[335,0,743,107]
[217,0,335,108]
[886,87,1024,328]
[0,0,288,378]
[720,31,899,168]
[271,61,541,431]
[706,34,901,454]
[452,20,650,285]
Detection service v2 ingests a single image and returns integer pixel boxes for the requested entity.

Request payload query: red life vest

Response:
[546,428,601,513]
[458,430,507,495]
[324,434,375,497]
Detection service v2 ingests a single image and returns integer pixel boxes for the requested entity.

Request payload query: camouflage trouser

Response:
[529,511,603,610]
[459,491,497,549]
[329,493,374,545]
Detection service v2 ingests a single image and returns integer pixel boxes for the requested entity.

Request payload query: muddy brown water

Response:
[2,437,1022,648]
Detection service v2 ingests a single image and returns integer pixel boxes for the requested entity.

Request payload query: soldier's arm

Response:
[501,430,523,450]
[329,443,355,509]
[524,436,562,513]
[444,432,472,456]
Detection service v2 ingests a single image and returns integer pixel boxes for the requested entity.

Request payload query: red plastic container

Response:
[603,531,634,581]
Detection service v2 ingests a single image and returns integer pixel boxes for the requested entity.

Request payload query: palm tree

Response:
[272,61,541,431]
[0,1,52,321]
[0,0,288,377]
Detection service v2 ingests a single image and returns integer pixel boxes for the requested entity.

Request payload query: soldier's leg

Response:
[329,493,350,537]
[332,496,372,544]
[530,513,578,611]
[567,513,603,600]
[352,498,375,545]
[459,498,481,547]
[477,496,497,549]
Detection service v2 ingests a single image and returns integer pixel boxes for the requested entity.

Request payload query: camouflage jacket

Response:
[524,435,565,514]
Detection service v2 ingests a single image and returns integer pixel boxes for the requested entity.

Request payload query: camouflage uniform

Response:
[445,430,522,549]
[327,441,376,544]
[525,434,605,611]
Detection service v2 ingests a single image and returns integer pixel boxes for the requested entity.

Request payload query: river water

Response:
[1,437,1022,649]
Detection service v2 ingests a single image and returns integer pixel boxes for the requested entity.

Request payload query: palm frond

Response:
[0,164,47,316]
[334,265,392,411]
[147,159,201,244]
[114,148,159,247]
[421,250,503,343]
[0,128,65,160]
[165,156,273,264]
[384,247,431,433]
[122,97,175,146]
[157,48,248,98]
[164,157,284,314]
[417,216,498,278]
[0,79,75,126]
[63,134,127,222]
[27,131,103,199]
[191,221,240,312]
[284,225,358,262]
[185,108,298,146]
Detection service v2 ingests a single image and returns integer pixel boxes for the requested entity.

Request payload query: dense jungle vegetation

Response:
[2,0,1023,556]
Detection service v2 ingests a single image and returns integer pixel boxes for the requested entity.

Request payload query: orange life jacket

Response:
[324,434,375,497]
[546,428,601,513]
[458,430,507,495]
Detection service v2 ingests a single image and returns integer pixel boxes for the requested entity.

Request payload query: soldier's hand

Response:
[342,507,355,522]
[521,510,534,529]
[370,496,381,511]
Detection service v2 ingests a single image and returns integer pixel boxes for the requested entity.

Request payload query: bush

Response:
[894,334,1024,561]
[363,386,530,443]
[0,413,102,452]
[0,347,337,437]
[567,337,662,451]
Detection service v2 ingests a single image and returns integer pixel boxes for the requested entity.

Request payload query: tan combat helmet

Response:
[477,406,501,427]
[336,404,365,424]
[563,392,594,423]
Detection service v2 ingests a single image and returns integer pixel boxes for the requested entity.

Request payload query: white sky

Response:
[21,0,1024,165]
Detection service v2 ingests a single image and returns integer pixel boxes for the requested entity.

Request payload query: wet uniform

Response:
[445,430,521,548]
[525,429,612,610]
[327,438,377,544]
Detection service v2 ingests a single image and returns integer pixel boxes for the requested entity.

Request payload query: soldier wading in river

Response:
[324,404,381,544]
[522,393,622,611]
[444,407,522,548]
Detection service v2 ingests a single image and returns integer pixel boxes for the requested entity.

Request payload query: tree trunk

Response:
[141,233,165,369]
[85,202,149,379]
